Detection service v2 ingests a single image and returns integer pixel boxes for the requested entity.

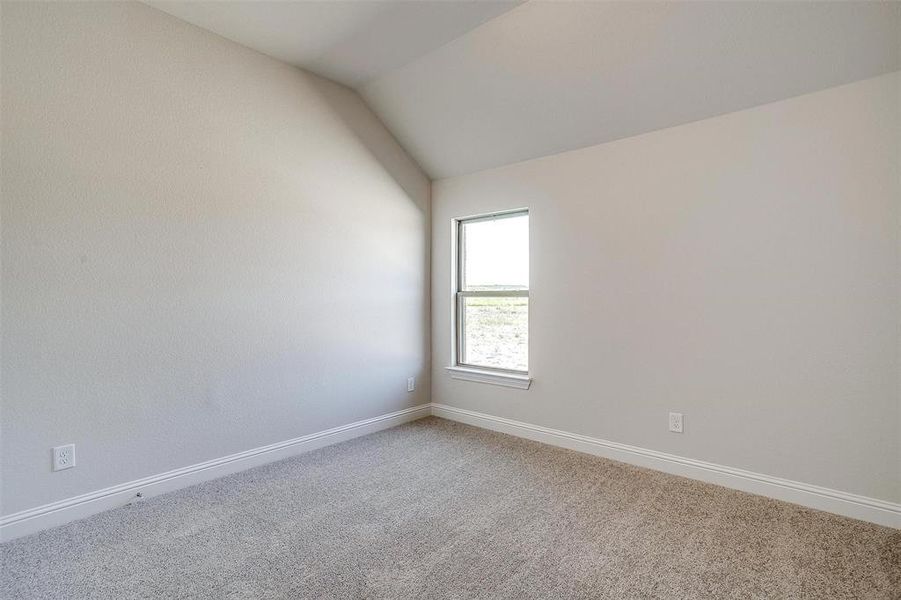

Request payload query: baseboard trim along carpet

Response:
[0,404,431,542]
[4,401,897,542]
[430,403,901,529]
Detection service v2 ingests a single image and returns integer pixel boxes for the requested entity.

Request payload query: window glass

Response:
[461,215,529,291]
[460,296,528,372]
[456,211,529,373]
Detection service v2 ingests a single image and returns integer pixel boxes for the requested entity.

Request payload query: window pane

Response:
[462,214,528,291]
[461,296,528,371]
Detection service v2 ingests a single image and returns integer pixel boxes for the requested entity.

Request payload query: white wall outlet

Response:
[52,444,76,471]
[669,412,684,433]
[407,377,415,392]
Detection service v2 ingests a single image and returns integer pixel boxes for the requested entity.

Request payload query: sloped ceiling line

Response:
[149,1,901,179]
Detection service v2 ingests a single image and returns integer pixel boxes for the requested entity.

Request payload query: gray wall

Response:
[432,72,900,503]
[1,2,430,516]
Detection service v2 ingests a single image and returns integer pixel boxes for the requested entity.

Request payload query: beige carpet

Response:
[2,416,899,599]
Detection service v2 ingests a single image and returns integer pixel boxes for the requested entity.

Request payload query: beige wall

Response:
[432,72,900,503]
[1,2,430,515]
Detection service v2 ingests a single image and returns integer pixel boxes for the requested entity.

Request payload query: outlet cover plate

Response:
[669,412,684,433]
[52,444,75,471]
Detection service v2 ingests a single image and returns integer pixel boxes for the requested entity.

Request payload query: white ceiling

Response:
[149,1,901,179]
[148,1,522,88]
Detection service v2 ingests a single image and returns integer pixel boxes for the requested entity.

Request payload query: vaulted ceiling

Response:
[150,1,901,179]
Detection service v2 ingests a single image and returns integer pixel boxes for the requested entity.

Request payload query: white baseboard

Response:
[0,404,431,542]
[4,401,897,542]
[431,403,901,529]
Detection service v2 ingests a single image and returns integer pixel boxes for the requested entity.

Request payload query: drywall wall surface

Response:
[432,72,900,503]
[1,1,430,516]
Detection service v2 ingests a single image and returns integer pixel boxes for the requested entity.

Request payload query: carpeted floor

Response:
[2,417,899,599]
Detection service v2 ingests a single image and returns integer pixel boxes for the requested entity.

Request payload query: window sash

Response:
[455,291,529,374]
[457,209,529,293]
[458,290,528,298]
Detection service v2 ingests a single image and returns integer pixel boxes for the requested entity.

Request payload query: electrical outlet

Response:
[669,412,683,433]
[407,377,415,392]
[52,444,76,471]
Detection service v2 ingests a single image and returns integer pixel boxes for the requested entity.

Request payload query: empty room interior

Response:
[1,1,900,598]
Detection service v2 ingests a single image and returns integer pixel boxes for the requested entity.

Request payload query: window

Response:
[453,209,529,378]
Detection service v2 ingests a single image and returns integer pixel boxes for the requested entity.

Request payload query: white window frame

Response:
[446,209,531,389]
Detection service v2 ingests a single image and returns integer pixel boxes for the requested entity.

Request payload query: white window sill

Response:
[445,366,532,389]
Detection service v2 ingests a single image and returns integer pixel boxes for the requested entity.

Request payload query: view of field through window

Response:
[459,212,529,372]
[461,296,528,371]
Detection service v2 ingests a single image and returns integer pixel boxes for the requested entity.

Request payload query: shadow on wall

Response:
[303,73,433,383]
[306,74,431,213]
